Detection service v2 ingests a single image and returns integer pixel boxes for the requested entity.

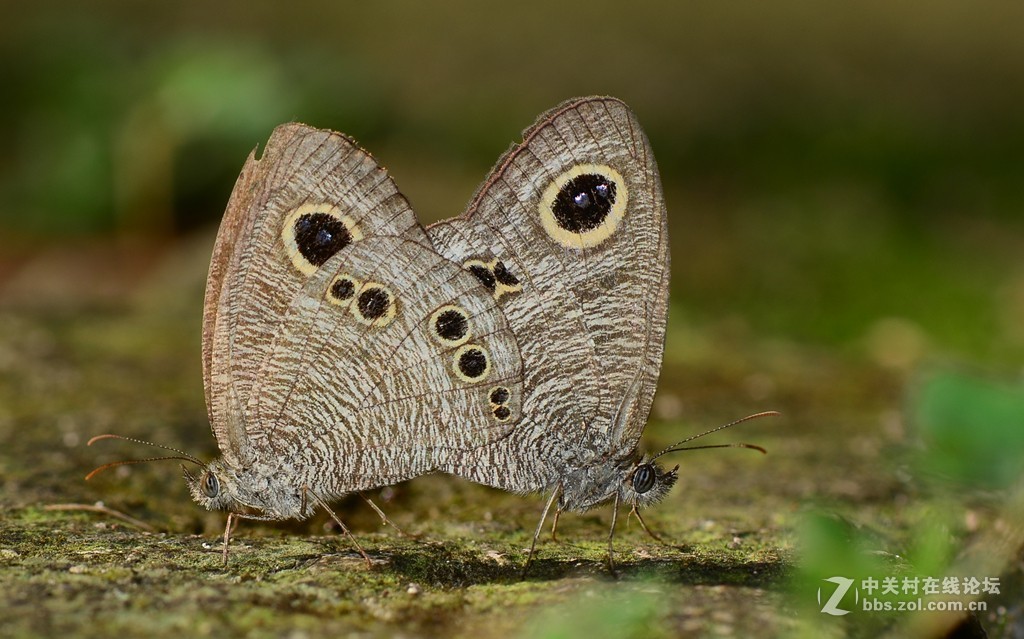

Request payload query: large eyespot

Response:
[352,283,397,327]
[201,472,220,498]
[429,304,471,346]
[631,464,656,495]
[452,344,490,382]
[281,204,363,274]
[539,164,627,249]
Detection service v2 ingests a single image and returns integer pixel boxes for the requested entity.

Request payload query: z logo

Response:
[818,576,857,616]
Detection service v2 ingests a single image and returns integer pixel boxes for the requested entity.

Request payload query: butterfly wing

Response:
[427,97,670,492]
[203,123,429,467]
[205,123,523,495]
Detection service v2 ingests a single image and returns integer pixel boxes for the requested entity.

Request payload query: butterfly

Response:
[88,96,769,568]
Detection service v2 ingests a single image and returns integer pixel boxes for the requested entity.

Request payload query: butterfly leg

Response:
[550,508,563,541]
[220,512,284,565]
[607,493,620,576]
[306,488,372,568]
[359,493,411,538]
[221,511,236,565]
[630,503,666,544]
[524,485,560,575]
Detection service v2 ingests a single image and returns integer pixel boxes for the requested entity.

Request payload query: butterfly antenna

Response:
[87,433,203,466]
[85,456,204,481]
[651,411,778,460]
[86,434,205,479]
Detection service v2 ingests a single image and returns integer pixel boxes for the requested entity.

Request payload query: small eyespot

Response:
[487,386,511,421]
[631,464,656,495]
[358,287,389,319]
[492,261,520,288]
[429,305,471,346]
[202,472,220,498]
[489,386,510,406]
[465,261,497,293]
[464,258,522,301]
[326,274,359,305]
[351,283,397,327]
[453,344,490,382]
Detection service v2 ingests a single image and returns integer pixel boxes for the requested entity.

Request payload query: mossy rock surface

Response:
[1,229,1020,637]
[0,248,871,638]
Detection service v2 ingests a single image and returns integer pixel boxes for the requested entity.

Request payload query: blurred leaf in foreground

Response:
[520,587,663,639]
[913,370,1024,490]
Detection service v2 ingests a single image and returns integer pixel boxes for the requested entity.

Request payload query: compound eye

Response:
[631,464,656,494]
[202,472,220,498]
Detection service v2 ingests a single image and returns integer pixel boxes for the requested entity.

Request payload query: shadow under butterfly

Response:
[87,96,774,571]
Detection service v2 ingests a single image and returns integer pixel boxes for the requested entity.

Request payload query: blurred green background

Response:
[3,0,1023,363]
[2,1,1023,637]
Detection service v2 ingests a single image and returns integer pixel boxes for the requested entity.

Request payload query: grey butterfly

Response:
[421,99,768,567]
[424,98,676,564]
[90,96,761,565]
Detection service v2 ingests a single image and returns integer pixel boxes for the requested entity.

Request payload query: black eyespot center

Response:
[330,277,356,301]
[489,386,510,405]
[494,405,511,421]
[202,472,220,498]
[632,464,656,494]
[435,309,468,341]
[492,261,520,287]
[358,287,390,320]
[294,212,352,266]
[467,264,496,292]
[458,347,488,379]
[552,173,617,234]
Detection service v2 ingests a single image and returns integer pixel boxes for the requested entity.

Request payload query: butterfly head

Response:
[616,411,777,508]
[183,459,243,512]
[619,457,679,508]
[86,434,306,521]
[183,459,308,520]
[560,455,679,511]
